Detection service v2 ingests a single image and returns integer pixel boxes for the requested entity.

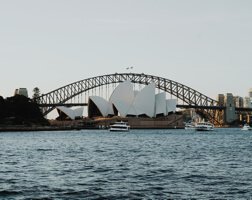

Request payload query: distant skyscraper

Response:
[244,97,251,108]
[225,93,237,123]
[14,88,28,98]
[217,94,225,106]
[234,96,244,108]
[249,88,252,101]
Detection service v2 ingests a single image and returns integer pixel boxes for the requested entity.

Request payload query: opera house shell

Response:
[88,80,177,118]
[56,106,84,120]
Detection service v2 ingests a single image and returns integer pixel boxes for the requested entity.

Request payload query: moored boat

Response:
[195,121,214,131]
[241,123,252,131]
[184,121,195,130]
[109,121,130,132]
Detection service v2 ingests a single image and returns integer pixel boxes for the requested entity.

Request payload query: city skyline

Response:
[1,0,252,99]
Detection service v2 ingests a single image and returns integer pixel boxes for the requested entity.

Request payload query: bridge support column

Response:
[247,114,250,123]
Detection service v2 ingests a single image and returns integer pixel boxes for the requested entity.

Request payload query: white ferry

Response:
[195,122,214,131]
[109,121,130,132]
[184,121,195,130]
[241,124,252,131]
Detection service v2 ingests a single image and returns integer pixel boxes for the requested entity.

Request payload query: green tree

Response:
[32,87,41,103]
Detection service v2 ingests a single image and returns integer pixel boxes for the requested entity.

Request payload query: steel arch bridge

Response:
[35,73,220,123]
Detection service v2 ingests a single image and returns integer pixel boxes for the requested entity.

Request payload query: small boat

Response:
[241,123,252,131]
[195,121,214,131]
[109,121,130,132]
[184,121,195,130]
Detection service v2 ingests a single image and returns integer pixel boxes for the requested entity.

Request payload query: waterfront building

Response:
[14,88,28,98]
[55,81,177,120]
[224,93,237,123]
[249,88,252,107]
[216,94,225,124]
[88,80,177,118]
[249,88,252,99]
[234,96,244,108]
[217,94,225,106]
[244,97,252,108]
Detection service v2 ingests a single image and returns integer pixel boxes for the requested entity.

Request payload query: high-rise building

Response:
[217,94,225,106]
[249,88,252,99]
[244,97,251,108]
[249,88,252,98]
[14,88,28,98]
[234,96,244,108]
[225,93,237,123]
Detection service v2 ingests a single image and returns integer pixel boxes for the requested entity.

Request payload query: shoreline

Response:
[0,125,96,132]
[0,125,240,132]
[0,125,185,132]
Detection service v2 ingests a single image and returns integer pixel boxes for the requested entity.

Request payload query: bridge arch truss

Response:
[36,73,220,123]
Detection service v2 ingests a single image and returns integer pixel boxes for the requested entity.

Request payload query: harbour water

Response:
[0,128,252,199]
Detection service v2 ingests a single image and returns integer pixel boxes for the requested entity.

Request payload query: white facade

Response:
[57,106,84,120]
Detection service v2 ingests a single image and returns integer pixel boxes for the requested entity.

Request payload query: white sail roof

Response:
[86,80,176,118]
[155,92,166,116]
[89,96,113,117]
[166,99,177,114]
[109,80,135,117]
[126,106,138,116]
[132,82,156,117]
[57,106,84,120]
[134,90,139,97]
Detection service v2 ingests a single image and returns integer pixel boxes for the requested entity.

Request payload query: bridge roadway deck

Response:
[38,103,225,110]
[38,103,252,112]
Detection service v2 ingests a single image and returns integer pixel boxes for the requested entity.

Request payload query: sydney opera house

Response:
[88,80,177,118]
[56,80,177,120]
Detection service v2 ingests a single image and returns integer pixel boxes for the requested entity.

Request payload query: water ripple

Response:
[0,129,252,199]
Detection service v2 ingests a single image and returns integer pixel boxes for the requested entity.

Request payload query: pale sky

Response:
[1,0,252,99]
